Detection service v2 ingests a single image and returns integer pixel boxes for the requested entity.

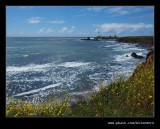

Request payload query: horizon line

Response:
[6,35,154,38]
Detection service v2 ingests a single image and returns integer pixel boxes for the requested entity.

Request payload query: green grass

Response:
[6,95,72,117]
[6,54,154,117]
[71,54,154,117]
[117,36,154,46]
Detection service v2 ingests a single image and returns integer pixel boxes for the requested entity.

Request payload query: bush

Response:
[6,95,72,117]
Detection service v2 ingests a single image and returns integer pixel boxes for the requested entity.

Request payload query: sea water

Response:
[6,37,149,101]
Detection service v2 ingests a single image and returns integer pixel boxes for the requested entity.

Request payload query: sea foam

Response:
[14,83,61,97]
[58,62,90,68]
[115,53,132,62]
[7,63,53,74]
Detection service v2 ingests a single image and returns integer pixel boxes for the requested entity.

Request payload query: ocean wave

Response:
[6,37,149,101]
[13,83,61,97]
[115,53,132,62]
[7,77,52,83]
[58,62,90,68]
[23,55,28,57]
[136,52,143,55]
[109,65,136,78]
[6,63,54,74]
[7,47,19,49]
[105,44,120,48]
[127,47,145,51]
[106,40,116,43]
[113,43,146,52]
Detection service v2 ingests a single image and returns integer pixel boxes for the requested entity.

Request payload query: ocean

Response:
[6,37,149,102]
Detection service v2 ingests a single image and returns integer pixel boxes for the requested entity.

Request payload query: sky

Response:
[6,6,154,37]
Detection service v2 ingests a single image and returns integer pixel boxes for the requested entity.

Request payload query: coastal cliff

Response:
[117,36,154,47]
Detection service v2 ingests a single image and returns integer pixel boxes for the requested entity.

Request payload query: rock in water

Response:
[131,52,143,59]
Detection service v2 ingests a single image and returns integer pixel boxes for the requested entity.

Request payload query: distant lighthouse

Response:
[98,31,100,37]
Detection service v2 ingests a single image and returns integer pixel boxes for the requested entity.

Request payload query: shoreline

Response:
[7,37,154,105]
[6,36,154,116]
[6,51,154,116]
[117,36,154,48]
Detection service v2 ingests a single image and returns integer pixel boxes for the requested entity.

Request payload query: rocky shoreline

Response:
[117,36,154,47]
[117,36,154,60]
[8,36,154,106]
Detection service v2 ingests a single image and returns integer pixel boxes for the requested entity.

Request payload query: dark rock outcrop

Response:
[87,37,90,40]
[129,52,153,81]
[131,52,143,59]
[146,50,154,61]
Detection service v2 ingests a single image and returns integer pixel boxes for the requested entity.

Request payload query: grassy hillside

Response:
[6,53,154,117]
[96,36,118,39]
[117,36,154,47]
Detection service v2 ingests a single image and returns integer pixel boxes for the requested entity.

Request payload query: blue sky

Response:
[6,6,154,37]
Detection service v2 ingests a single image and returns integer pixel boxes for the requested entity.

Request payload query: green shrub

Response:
[6,95,71,117]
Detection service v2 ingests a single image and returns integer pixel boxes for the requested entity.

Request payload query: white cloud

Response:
[74,14,87,17]
[86,6,107,12]
[38,27,54,33]
[27,17,43,24]
[131,13,154,19]
[38,28,45,33]
[59,27,68,33]
[47,20,65,24]
[46,28,54,33]
[107,7,129,15]
[85,6,153,16]
[38,26,76,34]
[59,26,76,33]
[95,23,153,34]
[68,26,76,33]
[19,6,33,9]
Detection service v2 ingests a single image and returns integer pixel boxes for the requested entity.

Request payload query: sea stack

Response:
[131,52,143,59]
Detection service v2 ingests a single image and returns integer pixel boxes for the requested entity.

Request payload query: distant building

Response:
[87,36,90,40]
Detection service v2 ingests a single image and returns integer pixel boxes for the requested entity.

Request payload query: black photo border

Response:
[0,0,159,128]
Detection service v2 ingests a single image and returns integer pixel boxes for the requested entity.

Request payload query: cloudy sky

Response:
[6,6,154,37]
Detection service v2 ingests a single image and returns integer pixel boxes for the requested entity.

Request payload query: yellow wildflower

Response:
[137,103,140,106]
[148,95,152,99]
